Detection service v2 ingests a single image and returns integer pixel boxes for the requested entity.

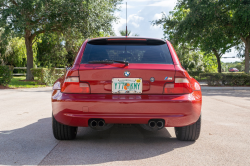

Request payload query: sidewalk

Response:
[199,82,250,90]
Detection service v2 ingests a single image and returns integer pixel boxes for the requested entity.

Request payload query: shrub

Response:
[0,65,13,86]
[31,68,66,86]
[200,73,250,86]
[30,68,44,81]
[188,71,205,81]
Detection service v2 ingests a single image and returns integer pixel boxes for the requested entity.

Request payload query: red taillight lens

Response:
[164,78,193,94]
[61,77,90,93]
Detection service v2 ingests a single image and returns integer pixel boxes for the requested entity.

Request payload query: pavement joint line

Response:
[208,97,250,110]
[37,140,61,165]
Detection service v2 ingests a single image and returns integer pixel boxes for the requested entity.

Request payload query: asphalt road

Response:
[0,88,250,165]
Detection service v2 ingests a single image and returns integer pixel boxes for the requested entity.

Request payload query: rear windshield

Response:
[81,43,173,64]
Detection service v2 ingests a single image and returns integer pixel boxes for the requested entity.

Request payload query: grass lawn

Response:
[8,77,48,88]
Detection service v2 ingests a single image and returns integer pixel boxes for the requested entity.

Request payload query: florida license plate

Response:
[112,78,142,94]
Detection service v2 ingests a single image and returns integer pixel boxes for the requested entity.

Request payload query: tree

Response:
[119,30,139,36]
[232,0,250,73]
[155,0,250,73]
[0,0,121,80]
[37,29,114,68]
[2,37,28,67]
[36,33,68,68]
[172,43,217,72]
[0,29,34,67]
[153,2,237,73]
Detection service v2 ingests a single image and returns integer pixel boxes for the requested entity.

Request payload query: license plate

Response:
[112,78,142,94]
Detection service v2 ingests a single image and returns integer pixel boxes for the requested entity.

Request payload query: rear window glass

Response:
[81,43,173,64]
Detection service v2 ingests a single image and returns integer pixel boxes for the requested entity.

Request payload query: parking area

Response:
[0,88,250,165]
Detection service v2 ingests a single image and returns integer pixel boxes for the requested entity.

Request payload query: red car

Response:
[229,68,239,72]
[52,37,202,141]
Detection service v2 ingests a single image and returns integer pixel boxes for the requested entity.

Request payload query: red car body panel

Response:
[52,91,201,127]
[78,63,175,94]
[52,37,202,127]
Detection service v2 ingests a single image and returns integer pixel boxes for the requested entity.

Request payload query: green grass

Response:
[8,77,47,88]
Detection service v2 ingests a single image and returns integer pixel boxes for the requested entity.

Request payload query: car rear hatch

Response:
[78,38,175,94]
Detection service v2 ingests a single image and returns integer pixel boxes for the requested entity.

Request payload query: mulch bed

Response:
[0,85,12,89]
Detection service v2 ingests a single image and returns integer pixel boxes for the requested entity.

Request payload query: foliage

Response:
[173,43,218,72]
[8,77,47,88]
[0,65,13,86]
[119,30,139,36]
[4,37,27,67]
[153,0,250,73]
[200,73,250,86]
[0,0,122,80]
[0,0,121,37]
[0,29,39,67]
[31,68,66,86]
[188,71,204,81]
[222,62,245,72]
[202,54,218,73]
[36,33,68,68]
[0,28,8,65]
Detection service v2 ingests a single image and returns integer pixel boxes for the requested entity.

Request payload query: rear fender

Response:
[52,64,80,91]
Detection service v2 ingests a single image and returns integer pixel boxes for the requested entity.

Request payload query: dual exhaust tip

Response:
[89,119,105,128]
[148,120,164,130]
[89,119,165,131]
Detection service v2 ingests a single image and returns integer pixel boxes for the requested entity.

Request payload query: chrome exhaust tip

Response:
[98,120,105,127]
[156,121,164,128]
[90,120,97,127]
[149,121,156,128]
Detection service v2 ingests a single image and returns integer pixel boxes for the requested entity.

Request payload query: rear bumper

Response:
[52,90,202,127]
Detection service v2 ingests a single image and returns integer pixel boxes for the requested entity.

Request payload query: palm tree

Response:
[119,30,139,36]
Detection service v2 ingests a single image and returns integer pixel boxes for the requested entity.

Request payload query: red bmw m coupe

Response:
[52,37,202,141]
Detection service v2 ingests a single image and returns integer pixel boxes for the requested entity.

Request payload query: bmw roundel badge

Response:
[124,71,130,77]
[150,77,155,82]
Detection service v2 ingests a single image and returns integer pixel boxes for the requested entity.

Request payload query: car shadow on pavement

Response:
[0,118,195,165]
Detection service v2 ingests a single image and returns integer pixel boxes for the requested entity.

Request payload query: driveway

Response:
[0,88,250,165]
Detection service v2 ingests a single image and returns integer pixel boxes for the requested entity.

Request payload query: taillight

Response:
[164,78,193,94]
[61,77,90,93]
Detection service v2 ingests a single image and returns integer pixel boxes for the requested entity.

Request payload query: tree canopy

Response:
[153,0,250,73]
[0,0,121,80]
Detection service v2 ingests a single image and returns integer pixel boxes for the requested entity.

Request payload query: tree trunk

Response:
[244,39,250,74]
[241,36,250,74]
[212,49,222,73]
[25,30,34,80]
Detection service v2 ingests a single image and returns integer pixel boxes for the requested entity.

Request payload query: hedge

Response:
[200,73,250,86]
[188,71,205,81]
[31,68,66,86]
[0,65,13,86]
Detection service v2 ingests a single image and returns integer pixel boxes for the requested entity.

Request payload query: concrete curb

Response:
[201,86,250,90]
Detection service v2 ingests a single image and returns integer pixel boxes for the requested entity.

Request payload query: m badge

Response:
[165,77,173,81]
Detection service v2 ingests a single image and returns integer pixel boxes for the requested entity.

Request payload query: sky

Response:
[112,0,243,63]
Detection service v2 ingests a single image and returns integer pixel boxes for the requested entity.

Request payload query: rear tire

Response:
[174,116,201,141]
[52,115,78,140]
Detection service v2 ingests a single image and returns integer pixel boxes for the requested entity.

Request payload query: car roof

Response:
[88,36,166,45]
[89,36,165,41]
